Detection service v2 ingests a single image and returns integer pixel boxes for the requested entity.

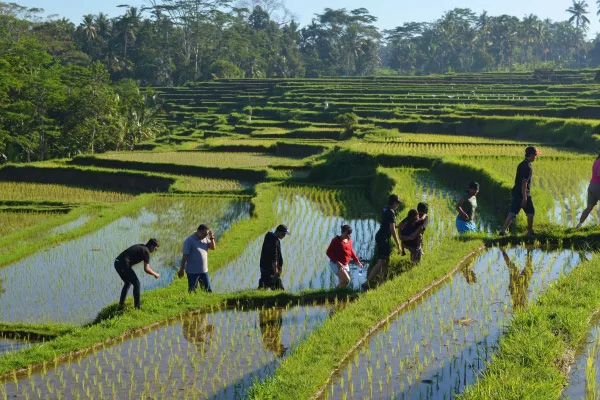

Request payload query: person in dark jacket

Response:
[259,225,289,290]
[114,238,160,309]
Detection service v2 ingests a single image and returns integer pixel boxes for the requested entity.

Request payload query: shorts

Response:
[588,182,600,208]
[375,231,392,260]
[456,217,477,234]
[329,261,349,276]
[405,246,423,263]
[509,193,535,217]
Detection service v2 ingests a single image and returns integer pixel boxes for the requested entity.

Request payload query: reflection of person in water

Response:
[461,265,477,284]
[259,308,286,357]
[501,249,534,309]
[182,314,215,346]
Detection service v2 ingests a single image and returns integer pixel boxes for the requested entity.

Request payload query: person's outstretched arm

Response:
[144,262,160,279]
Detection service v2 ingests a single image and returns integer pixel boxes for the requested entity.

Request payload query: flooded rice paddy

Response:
[211,192,377,292]
[563,322,600,399]
[0,305,332,399]
[50,215,93,235]
[0,197,251,324]
[322,246,587,400]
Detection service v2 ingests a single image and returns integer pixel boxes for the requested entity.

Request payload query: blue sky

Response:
[13,0,600,38]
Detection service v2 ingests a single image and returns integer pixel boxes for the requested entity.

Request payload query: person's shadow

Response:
[259,308,286,357]
[501,248,534,310]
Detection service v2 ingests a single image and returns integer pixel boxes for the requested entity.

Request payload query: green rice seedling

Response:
[97,151,299,169]
[211,187,378,292]
[0,196,251,324]
[321,246,586,399]
[0,182,134,204]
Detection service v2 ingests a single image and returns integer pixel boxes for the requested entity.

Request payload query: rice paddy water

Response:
[211,191,378,292]
[0,197,251,324]
[321,246,587,400]
[0,305,333,399]
[563,322,600,399]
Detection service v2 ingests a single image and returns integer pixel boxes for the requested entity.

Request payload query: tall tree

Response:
[567,0,591,31]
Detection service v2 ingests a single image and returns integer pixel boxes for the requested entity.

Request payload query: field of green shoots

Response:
[4,73,600,399]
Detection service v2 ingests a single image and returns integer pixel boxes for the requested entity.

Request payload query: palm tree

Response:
[116,7,141,59]
[566,0,591,31]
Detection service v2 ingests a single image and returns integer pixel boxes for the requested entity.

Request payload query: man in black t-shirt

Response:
[114,238,161,309]
[362,194,402,291]
[499,146,540,237]
[258,225,288,290]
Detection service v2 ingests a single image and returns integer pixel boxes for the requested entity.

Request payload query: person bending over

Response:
[400,209,425,263]
[114,239,160,309]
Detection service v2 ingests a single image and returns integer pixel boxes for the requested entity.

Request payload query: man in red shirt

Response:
[326,225,364,288]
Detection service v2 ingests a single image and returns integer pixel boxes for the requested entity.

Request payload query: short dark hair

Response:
[417,202,428,213]
[469,182,480,190]
[197,224,208,231]
[407,209,418,219]
[275,224,289,234]
[146,238,159,248]
[341,224,352,233]
[388,194,400,206]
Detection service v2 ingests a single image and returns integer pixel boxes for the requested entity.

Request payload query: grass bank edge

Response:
[458,251,600,400]
[246,237,485,400]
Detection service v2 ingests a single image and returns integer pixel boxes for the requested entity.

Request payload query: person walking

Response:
[456,182,480,234]
[114,239,160,309]
[178,224,216,293]
[259,225,289,290]
[326,224,364,288]
[576,153,600,228]
[361,194,402,291]
[500,146,540,237]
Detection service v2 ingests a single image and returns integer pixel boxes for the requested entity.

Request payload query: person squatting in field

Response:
[361,194,402,292]
[500,146,540,237]
[326,224,364,288]
[399,209,426,263]
[114,238,160,309]
[397,202,429,257]
[258,224,289,290]
[456,182,480,234]
[178,224,216,293]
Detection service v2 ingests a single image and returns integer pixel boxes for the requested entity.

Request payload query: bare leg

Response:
[501,215,514,233]
[527,215,534,234]
[337,268,350,288]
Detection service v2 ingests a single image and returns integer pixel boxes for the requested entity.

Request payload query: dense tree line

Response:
[69,0,600,81]
[0,3,162,162]
[3,0,600,160]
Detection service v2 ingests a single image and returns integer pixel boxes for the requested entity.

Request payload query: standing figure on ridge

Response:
[259,224,289,290]
[500,146,540,237]
[362,194,402,291]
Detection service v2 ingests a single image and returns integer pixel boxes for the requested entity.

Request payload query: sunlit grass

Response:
[0,182,134,204]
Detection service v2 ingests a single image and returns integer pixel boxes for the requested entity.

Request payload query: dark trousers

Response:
[258,269,285,290]
[187,272,212,293]
[115,261,140,309]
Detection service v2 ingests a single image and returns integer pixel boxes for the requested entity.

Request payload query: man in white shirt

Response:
[178,224,216,292]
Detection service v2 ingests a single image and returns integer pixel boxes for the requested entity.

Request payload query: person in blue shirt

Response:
[178,224,216,292]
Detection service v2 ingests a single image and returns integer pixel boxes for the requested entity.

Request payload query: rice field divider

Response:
[309,244,485,400]
[0,195,155,268]
[459,249,600,399]
[0,289,355,382]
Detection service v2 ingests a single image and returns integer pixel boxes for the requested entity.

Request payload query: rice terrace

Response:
[6,0,600,399]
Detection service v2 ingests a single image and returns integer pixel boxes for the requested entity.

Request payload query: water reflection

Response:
[323,246,587,400]
[1,306,330,399]
[0,197,251,324]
